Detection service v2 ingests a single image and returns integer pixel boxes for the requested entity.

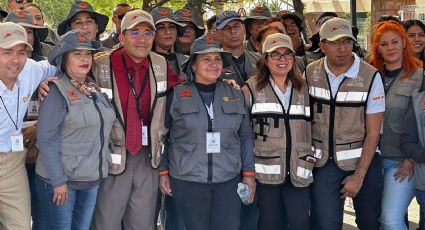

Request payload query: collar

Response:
[269,77,292,94]
[0,79,20,93]
[232,53,245,63]
[324,52,360,79]
[122,49,149,71]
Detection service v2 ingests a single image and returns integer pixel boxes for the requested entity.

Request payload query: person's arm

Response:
[31,59,59,82]
[341,73,384,199]
[401,100,425,163]
[159,88,175,196]
[37,83,68,187]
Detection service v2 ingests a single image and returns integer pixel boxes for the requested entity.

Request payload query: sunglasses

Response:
[15,0,33,3]
[116,13,126,20]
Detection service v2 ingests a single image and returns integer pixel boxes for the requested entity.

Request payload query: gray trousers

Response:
[91,148,159,230]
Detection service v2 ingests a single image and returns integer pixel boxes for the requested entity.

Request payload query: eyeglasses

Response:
[268,51,294,60]
[324,39,354,48]
[126,30,155,40]
[115,13,126,20]
[15,0,33,3]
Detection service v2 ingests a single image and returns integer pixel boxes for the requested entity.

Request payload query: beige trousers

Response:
[0,151,30,230]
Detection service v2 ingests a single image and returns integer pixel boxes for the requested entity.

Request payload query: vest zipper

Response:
[92,98,105,180]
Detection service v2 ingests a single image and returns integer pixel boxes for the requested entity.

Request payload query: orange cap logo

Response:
[182,10,190,17]
[206,36,215,45]
[16,11,26,19]
[255,7,263,14]
[160,9,169,16]
[79,2,89,9]
[77,31,86,42]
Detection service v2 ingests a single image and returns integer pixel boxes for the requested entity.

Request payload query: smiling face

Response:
[154,21,177,51]
[119,23,155,63]
[65,49,93,81]
[192,52,223,84]
[0,44,28,88]
[266,47,294,77]
[377,30,405,67]
[406,25,425,54]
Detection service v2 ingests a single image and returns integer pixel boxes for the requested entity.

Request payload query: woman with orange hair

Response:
[369,20,423,230]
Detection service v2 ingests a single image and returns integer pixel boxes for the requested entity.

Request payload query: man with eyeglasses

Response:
[91,9,181,230]
[101,3,131,49]
[304,17,384,230]
[216,10,260,86]
[7,0,32,12]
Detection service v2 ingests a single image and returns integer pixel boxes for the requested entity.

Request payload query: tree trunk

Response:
[185,0,206,26]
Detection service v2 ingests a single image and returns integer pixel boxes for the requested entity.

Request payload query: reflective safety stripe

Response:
[157,81,167,93]
[255,163,281,174]
[251,103,283,114]
[336,148,362,161]
[309,86,331,100]
[312,146,322,159]
[336,91,368,102]
[289,105,311,117]
[296,166,312,179]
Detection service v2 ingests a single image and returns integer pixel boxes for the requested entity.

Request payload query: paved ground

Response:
[343,198,420,229]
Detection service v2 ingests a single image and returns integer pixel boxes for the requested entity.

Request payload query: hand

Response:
[222,79,240,89]
[242,176,256,203]
[159,175,173,196]
[25,146,38,164]
[22,125,37,148]
[53,184,68,205]
[394,159,414,182]
[340,174,363,199]
[38,77,57,101]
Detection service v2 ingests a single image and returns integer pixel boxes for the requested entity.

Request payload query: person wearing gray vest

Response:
[369,20,423,230]
[159,34,256,230]
[35,30,116,229]
[305,18,385,230]
[242,33,313,230]
[401,67,425,230]
[151,6,188,80]
[216,11,261,86]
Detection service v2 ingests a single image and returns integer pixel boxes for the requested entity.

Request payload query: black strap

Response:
[0,86,20,131]
[121,54,149,123]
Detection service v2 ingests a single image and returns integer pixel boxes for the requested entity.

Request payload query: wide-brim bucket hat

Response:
[174,9,205,38]
[5,10,48,42]
[57,1,109,37]
[151,7,185,36]
[48,30,101,67]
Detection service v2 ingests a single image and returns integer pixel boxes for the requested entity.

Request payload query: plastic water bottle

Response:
[237,183,250,205]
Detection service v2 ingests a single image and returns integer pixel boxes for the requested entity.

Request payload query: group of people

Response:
[1,0,425,230]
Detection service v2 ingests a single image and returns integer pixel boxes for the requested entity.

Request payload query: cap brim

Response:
[216,18,243,30]
[17,23,49,42]
[57,10,109,36]
[48,40,100,66]
[321,34,356,42]
[156,18,186,28]
[265,46,295,54]
[244,16,269,22]
[0,40,33,51]
[124,21,156,33]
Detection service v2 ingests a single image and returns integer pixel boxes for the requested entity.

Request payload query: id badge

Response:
[206,132,220,153]
[27,101,39,117]
[142,126,148,146]
[11,133,24,152]
[111,154,121,164]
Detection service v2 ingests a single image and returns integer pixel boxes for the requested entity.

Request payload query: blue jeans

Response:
[35,174,98,230]
[380,159,415,230]
[416,190,425,230]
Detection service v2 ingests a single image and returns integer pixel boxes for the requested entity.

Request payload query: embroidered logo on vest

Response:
[180,88,190,97]
[67,90,80,103]
[223,96,239,102]
[152,64,164,77]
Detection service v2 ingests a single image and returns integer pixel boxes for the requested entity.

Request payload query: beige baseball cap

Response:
[121,9,156,33]
[319,17,355,42]
[0,22,32,51]
[262,33,294,54]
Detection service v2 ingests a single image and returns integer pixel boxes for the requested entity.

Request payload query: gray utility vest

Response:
[245,77,314,187]
[305,58,378,171]
[222,50,261,86]
[411,79,425,191]
[168,81,246,183]
[380,68,422,160]
[36,74,116,182]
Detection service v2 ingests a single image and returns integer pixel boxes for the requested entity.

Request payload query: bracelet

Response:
[159,170,169,175]
[243,172,256,177]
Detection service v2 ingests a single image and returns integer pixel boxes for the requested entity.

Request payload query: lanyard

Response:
[0,87,20,131]
[121,54,149,123]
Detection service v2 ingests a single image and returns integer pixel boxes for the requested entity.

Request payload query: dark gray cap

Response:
[174,9,205,38]
[150,7,185,28]
[5,10,48,42]
[182,34,232,81]
[48,30,101,67]
[216,11,243,30]
[57,1,109,36]
[245,6,271,21]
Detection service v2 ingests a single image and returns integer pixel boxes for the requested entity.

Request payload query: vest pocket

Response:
[394,86,414,109]
[61,142,95,178]
[109,120,126,175]
[172,143,198,177]
[222,104,245,129]
[290,157,314,187]
[254,145,284,184]
[335,141,362,171]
